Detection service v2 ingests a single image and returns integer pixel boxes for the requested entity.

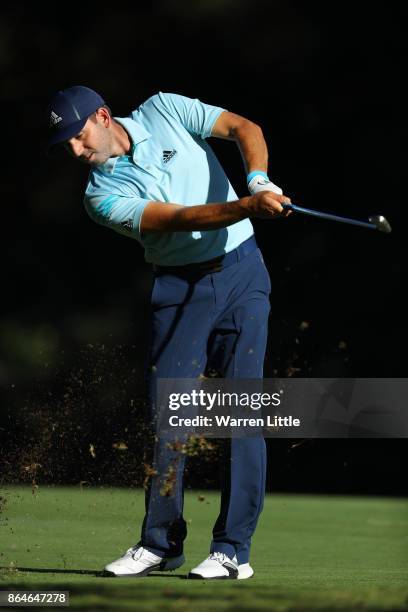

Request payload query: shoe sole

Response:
[188,572,237,580]
[104,554,185,577]
[187,567,252,580]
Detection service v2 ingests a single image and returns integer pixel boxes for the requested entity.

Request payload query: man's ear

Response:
[95,106,111,127]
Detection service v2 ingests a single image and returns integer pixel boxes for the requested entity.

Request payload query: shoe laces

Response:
[124,545,142,559]
[129,545,160,564]
[131,546,144,561]
[209,552,236,565]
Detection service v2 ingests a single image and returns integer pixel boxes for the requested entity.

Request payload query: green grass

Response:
[0,486,407,611]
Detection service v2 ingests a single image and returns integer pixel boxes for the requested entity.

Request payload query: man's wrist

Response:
[236,196,253,218]
[247,174,283,196]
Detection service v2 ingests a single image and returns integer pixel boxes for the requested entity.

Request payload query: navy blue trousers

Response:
[141,238,271,564]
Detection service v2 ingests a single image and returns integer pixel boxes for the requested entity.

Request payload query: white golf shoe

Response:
[237,562,254,580]
[104,544,184,577]
[188,552,239,579]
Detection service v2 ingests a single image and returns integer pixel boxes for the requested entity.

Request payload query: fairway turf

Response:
[0,486,407,611]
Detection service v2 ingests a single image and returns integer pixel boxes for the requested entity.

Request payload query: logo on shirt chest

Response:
[162,149,177,164]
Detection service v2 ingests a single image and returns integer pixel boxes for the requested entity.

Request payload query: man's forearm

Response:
[211,113,269,175]
[172,198,253,231]
[142,198,251,233]
[231,121,268,175]
[140,191,290,234]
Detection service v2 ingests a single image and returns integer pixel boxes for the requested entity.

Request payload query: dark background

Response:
[1,1,407,494]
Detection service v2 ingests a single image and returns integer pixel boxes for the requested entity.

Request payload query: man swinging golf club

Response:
[46,85,292,579]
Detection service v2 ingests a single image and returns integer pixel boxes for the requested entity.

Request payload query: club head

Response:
[368,215,392,233]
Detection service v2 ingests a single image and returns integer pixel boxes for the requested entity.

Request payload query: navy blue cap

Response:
[47,86,105,150]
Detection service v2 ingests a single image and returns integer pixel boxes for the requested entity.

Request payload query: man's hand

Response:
[246,191,292,219]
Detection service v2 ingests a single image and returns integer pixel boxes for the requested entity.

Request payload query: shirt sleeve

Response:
[84,192,150,241]
[155,92,226,139]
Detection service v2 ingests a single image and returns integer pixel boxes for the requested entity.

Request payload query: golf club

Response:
[281,203,392,233]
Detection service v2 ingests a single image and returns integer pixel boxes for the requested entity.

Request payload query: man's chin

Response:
[89,154,109,166]
[84,157,99,166]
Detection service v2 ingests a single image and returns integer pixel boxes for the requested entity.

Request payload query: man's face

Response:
[64,110,113,166]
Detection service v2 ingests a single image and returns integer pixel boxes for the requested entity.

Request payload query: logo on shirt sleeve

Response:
[121,219,134,232]
[162,149,177,164]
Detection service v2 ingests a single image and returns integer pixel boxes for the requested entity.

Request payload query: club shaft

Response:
[282,203,377,230]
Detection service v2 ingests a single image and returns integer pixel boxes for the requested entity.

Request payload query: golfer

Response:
[46,86,291,579]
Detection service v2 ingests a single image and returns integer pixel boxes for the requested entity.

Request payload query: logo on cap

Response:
[50,110,63,127]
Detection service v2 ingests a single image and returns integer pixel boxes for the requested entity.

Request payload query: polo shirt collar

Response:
[99,116,151,174]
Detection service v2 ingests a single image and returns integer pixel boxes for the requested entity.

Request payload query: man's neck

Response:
[111,120,132,156]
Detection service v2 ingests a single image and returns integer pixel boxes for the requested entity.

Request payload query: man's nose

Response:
[67,139,84,158]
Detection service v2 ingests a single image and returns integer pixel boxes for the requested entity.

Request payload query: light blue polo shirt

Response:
[84,92,254,265]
